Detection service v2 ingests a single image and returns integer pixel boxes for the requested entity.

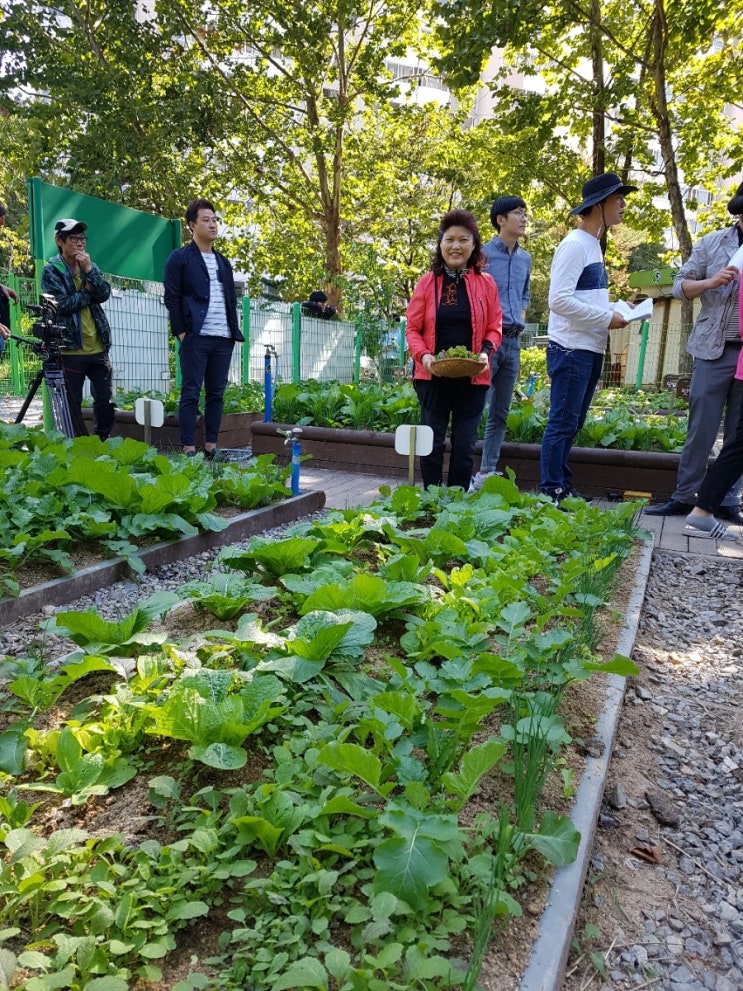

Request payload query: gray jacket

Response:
[672,224,740,360]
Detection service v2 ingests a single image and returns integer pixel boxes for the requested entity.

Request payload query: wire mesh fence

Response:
[0,267,695,404]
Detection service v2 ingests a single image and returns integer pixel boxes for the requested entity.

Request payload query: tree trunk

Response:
[589,0,605,177]
[647,0,693,359]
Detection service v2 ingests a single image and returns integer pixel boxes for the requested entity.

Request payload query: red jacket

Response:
[405,269,502,385]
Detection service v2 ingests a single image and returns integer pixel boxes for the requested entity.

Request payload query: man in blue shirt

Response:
[470,195,532,491]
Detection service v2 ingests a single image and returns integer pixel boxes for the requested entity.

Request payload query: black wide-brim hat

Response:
[571,172,638,214]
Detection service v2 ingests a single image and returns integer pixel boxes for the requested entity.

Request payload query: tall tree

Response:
[433,0,742,264]
[0,0,231,216]
[140,0,435,283]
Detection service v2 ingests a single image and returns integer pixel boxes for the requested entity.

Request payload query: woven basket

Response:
[431,357,485,378]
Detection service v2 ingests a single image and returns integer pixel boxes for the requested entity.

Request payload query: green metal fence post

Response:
[242,295,251,384]
[6,274,24,397]
[174,338,182,389]
[354,315,363,383]
[635,319,650,389]
[291,302,301,384]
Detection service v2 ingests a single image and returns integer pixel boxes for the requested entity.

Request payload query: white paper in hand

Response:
[728,244,743,273]
[613,297,654,323]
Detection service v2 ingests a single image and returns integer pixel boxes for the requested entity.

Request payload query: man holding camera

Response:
[40,218,114,440]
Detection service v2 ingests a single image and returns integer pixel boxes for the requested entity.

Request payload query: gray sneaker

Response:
[468,470,502,493]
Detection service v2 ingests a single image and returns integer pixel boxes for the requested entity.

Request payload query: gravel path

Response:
[0,514,324,660]
[566,550,743,991]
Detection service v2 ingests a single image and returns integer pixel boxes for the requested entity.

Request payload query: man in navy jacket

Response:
[164,198,245,458]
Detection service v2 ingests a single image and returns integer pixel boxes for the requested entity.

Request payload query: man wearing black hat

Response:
[301,290,336,319]
[471,194,531,490]
[539,172,636,503]
[644,182,743,524]
[40,218,114,439]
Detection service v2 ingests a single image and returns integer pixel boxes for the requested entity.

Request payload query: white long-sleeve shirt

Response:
[547,229,614,354]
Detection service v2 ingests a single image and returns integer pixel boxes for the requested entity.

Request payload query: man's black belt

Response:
[501,324,522,338]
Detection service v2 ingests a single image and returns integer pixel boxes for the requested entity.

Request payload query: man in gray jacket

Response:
[645,182,743,524]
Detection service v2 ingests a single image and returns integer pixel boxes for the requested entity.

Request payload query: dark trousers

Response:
[414,378,488,489]
[696,393,743,513]
[62,352,115,439]
[178,333,235,446]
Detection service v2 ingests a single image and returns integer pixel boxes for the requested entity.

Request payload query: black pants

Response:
[414,378,488,489]
[697,391,743,513]
[62,352,115,440]
[178,333,235,446]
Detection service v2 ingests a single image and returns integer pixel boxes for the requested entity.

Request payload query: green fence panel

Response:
[242,296,251,385]
[28,177,181,283]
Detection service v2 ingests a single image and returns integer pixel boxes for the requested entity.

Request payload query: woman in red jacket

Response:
[405,209,502,489]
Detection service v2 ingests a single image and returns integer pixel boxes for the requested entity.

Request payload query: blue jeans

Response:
[480,336,520,473]
[539,341,603,495]
[178,333,235,446]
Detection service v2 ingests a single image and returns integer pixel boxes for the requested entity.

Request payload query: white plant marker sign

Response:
[134,397,165,446]
[394,424,433,486]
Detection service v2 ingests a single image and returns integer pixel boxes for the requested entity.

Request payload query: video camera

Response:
[27,294,76,352]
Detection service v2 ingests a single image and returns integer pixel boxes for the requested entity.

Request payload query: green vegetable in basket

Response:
[434,346,481,360]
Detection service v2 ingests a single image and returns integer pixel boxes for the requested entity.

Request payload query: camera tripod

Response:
[11,335,84,438]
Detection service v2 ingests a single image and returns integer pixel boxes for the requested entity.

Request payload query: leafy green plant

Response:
[21,726,137,805]
[0,789,40,834]
[178,573,276,620]
[0,428,290,596]
[40,593,179,657]
[7,656,116,714]
[219,534,321,579]
[141,669,287,769]
[259,609,377,684]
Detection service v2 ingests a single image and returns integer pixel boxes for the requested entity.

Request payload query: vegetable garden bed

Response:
[81,410,262,452]
[251,421,683,500]
[0,426,298,611]
[0,479,645,991]
[0,489,324,626]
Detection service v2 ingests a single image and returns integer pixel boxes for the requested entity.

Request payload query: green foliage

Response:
[24,726,138,806]
[0,426,289,596]
[0,479,643,990]
[178,573,276,621]
[267,378,688,451]
[142,670,287,769]
[40,594,179,658]
[112,382,265,416]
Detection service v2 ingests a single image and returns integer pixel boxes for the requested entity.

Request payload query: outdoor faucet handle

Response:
[277,426,303,445]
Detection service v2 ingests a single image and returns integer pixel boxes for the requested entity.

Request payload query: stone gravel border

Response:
[520,537,655,991]
[0,489,325,627]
